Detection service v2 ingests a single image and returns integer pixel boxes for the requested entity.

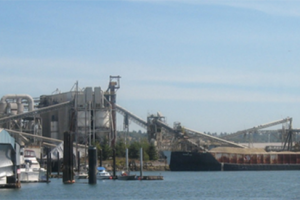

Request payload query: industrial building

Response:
[0,76,121,149]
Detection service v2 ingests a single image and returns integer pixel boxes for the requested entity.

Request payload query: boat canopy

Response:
[97,167,105,171]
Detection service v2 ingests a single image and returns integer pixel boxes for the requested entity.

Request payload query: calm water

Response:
[1,171,299,200]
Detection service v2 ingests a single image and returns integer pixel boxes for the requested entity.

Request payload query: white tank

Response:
[77,111,90,127]
[95,110,110,128]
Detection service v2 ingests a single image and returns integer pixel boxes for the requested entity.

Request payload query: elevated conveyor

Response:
[115,105,245,149]
[220,117,292,140]
[155,120,245,149]
[0,101,73,125]
[6,129,86,149]
[183,127,246,148]
[115,104,147,129]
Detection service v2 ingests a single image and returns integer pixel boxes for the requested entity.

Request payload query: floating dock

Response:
[113,175,163,181]
[137,176,163,180]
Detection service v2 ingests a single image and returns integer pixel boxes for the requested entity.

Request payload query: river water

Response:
[1,171,299,200]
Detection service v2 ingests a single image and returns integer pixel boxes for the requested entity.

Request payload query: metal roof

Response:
[0,128,15,148]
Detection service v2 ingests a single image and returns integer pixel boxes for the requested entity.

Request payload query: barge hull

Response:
[168,151,300,171]
[224,163,300,171]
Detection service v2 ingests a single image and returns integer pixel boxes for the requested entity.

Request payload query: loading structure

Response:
[38,79,120,146]
[114,106,245,151]
[146,113,245,151]
[220,117,296,150]
[2,81,297,156]
[115,104,147,146]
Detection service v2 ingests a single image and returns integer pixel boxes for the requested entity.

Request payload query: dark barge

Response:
[164,147,300,171]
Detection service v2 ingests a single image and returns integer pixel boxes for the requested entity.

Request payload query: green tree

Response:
[100,138,112,160]
[147,143,158,160]
[115,138,126,157]
[140,138,150,150]
[128,141,140,159]
[143,150,149,161]
[139,139,150,161]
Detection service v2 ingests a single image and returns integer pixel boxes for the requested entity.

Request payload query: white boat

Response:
[96,167,111,180]
[19,149,47,182]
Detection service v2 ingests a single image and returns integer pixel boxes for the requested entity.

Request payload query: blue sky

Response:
[1,1,300,134]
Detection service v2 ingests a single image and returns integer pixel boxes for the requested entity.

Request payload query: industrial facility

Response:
[1,75,300,186]
[0,75,299,153]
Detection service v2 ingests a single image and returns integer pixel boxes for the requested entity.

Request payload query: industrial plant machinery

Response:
[0,76,121,149]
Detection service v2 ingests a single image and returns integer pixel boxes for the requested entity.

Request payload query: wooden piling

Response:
[47,148,51,183]
[88,146,97,184]
[63,131,74,184]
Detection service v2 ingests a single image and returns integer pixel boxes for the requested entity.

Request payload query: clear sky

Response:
[1,1,300,134]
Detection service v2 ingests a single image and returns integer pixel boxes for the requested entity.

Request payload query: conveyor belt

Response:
[116,104,147,129]
[0,101,73,124]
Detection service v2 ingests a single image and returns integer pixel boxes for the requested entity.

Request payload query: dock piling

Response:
[63,131,74,184]
[88,146,97,184]
[47,147,51,183]
[140,148,143,178]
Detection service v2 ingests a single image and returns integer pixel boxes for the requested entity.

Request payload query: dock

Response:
[138,176,163,180]
[112,175,163,181]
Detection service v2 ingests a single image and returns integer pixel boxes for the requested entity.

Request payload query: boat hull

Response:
[96,169,111,180]
[223,163,300,171]
[166,151,300,171]
[20,168,47,182]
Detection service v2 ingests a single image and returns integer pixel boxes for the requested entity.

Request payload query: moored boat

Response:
[96,167,112,180]
[117,171,137,180]
[19,149,47,182]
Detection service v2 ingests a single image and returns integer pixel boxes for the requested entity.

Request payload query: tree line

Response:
[94,138,158,162]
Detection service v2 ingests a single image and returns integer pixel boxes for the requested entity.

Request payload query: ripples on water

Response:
[1,171,299,200]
